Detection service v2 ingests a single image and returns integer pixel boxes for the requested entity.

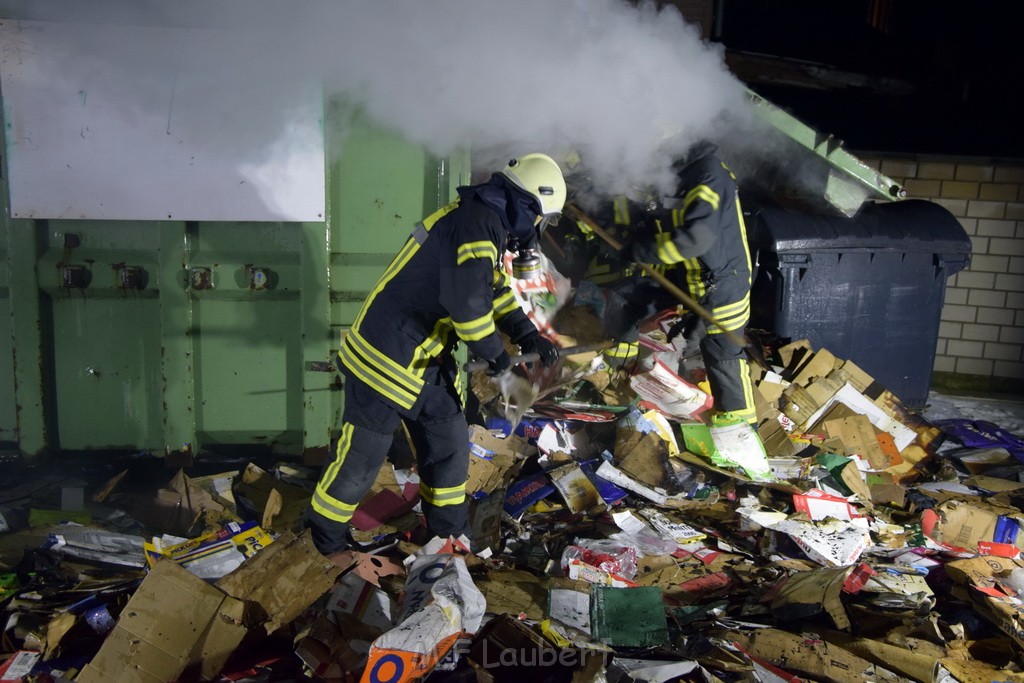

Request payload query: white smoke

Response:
[0,0,757,215]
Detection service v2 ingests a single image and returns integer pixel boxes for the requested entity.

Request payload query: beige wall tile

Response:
[977,307,1016,325]
[956,357,994,375]
[941,181,980,199]
[969,254,1010,272]
[880,159,917,177]
[979,183,1020,201]
[938,321,963,338]
[955,164,995,182]
[1006,203,1024,220]
[993,360,1024,379]
[955,271,996,289]
[976,219,1017,238]
[994,166,1024,183]
[945,287,969,305]
[967,290,1007,308]
[966,200,1006,219]
[948,339,984,356]
[917,161,956,180]
[988,238,1022,256]
[983,342,1022,361]
[996,273,1024,292]
[961,322,1001,341]
[941,304,976,322]
[934,198,968,216]
[903,178,942,197]
[933,355,956,372]
[1001,327,1024,345]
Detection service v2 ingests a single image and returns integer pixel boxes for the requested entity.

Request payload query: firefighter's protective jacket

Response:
[630,153,752,336]
[338,180,537,414]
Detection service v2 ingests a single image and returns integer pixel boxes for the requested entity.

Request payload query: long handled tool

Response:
[565,204,768,370]
[465,341,613,430]
[463,341,613,373]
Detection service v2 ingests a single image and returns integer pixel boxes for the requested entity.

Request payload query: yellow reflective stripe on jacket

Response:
[345,329,423,394]
[654,232,685,264]
[493,289,520,318]
[670,185,721,236]
[452,311,496,342]
[737,196,753,282]
[420,482,467,507]
[456,240,498,267]
[340,337,421,411]
[707,296,750,333]
[679,257,706,299]
[408,319,451,374]
[612,196,631,225]
[606,342,639,359]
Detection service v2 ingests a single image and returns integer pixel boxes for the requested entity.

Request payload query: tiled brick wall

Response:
[859,157,1024,392]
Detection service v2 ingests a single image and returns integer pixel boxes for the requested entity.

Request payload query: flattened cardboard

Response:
[779,384,819,428]
[475,569,547,619]
[548,462,606,514]
[934,658,1024,683]
[77,560,246,683]
[824,414,889,470]
[944,556,1024,649]
[791,348,838,387]
[815,630,936,683]
[234,462,311,533]
[617,432,669,488]
[758,418,800,458]
[768,566,852,630]
[922,498,1024,552]
[467,425,532,495]
[216,529,341,633]
[730,628,904,683]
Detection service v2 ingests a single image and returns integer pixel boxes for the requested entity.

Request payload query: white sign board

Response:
[0,19,325,221]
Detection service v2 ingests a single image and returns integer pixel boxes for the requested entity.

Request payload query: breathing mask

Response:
[509,213,561,279]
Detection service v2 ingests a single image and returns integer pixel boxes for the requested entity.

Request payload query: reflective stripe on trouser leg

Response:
[407,382,470,540]
[307,377,401,553]
[700,332,756,423]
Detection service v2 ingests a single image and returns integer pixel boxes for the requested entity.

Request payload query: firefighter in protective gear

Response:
[305,153,566,555]
[623,141,756,424]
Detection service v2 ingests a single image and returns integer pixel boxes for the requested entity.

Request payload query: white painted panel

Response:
[0,20,324,221]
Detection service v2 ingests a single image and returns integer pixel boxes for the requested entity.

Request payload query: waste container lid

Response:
[750,199,972,257]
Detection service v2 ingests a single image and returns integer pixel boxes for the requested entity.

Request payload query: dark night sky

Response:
[715,0,1024,159]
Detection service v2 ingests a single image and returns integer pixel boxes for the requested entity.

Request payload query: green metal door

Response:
[1,105,469,459]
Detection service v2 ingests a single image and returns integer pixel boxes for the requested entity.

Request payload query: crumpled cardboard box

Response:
[77,559,248,682]
[216,529,341,633]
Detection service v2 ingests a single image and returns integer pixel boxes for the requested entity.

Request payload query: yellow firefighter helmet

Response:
[500,153,567,217]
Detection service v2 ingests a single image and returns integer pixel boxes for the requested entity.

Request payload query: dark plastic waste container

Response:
[748,199,972,409]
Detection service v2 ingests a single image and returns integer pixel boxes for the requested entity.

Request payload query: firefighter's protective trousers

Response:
[307,367,469,555]
[631,154,756,422]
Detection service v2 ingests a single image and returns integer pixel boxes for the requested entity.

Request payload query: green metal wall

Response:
[1,110,470,459]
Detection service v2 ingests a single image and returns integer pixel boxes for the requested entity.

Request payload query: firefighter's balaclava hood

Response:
[458,173,547,279]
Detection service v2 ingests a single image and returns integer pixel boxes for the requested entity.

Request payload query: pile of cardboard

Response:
[2,305,1024,681]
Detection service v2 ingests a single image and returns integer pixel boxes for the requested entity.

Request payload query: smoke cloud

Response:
[0,0,761,217]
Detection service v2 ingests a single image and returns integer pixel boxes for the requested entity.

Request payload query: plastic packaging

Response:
[561,539,638,579]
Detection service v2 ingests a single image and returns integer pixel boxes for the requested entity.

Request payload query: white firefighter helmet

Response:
[500,153,567,217]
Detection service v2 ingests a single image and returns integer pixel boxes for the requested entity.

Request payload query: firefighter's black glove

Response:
[517,332,558,368]
[668,315,707,355]
[485,350,512,378]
